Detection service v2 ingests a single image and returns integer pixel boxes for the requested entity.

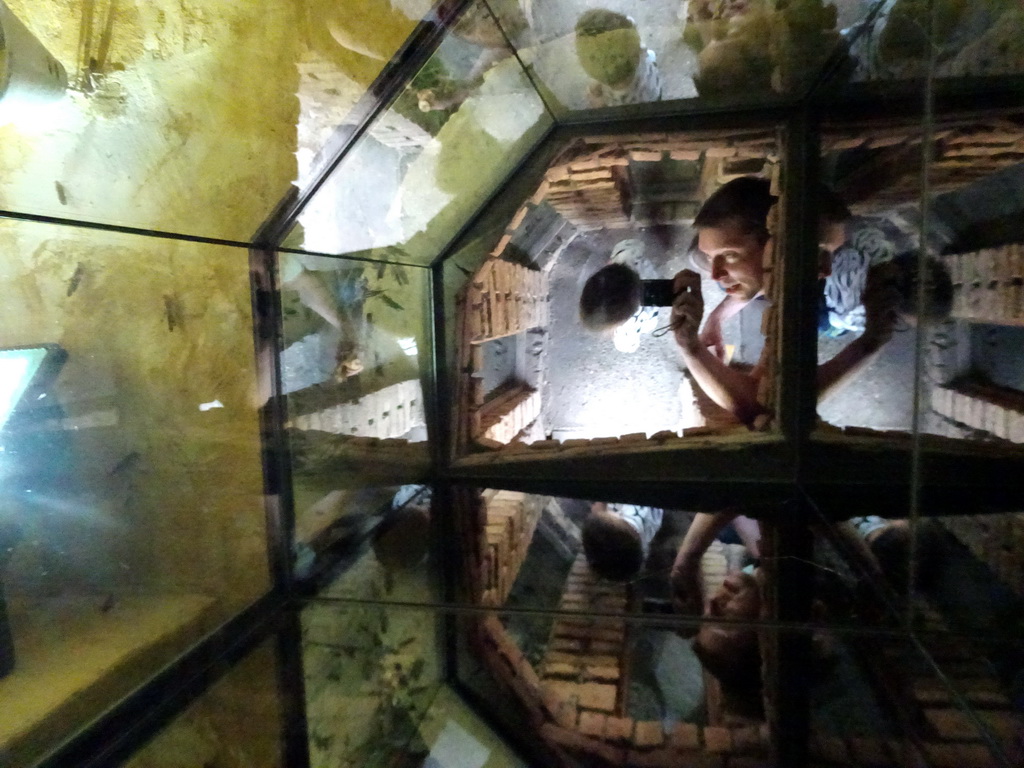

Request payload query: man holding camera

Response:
[672,176,923,427]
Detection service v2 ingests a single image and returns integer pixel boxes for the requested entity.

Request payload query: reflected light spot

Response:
[397,337,418,357]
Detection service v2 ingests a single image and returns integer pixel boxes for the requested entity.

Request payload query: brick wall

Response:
[538,555,629,724]
[822,118,1024,208]
[480,490,543,606]
[942,243,1024,325]
[537,130,777,232]
[290,378,424,439]
[936,513,1024,599]
[455,213,550,452]
[471,384,542,448]
[832,589,1022,768]
[931,381,1024,442]
[465,258,548,344]
[463,503,776,765]
[474,609,772,768]
[913,606,1022,766]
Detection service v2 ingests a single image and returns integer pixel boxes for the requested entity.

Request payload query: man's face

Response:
[695,570,761,655]
[697,222,766,301]
[704,571,761,622]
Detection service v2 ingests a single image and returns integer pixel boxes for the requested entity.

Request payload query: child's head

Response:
[582,505,644,582]
[579,262,642,331]
[574,9,643,88]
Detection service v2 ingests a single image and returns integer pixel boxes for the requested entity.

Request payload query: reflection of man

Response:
[669,510,764,707]
[670,176,899,425]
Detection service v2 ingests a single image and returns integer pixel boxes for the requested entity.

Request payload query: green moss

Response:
[434,115,504,196]
[574,10,642,87]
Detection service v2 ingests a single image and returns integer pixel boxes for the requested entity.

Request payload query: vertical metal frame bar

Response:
[248,246,297,591]
[248,245,311,768]
[770,501,815,767]
[778,108,822,450]
[428,260,450,469]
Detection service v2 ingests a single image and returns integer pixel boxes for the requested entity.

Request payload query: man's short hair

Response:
[819,185,851,225]
[579,263,642,331]
[693,176,775,243]
[582,512,643,582]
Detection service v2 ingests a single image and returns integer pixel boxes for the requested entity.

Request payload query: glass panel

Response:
[0,219,268,767]
[807,627,1006,767]
[445,131,784,458]
[921,632,1024,767]
[285,0,554,265]
[810,515,908,634]
[812,506,1024,765]
[120,639,285,768]
[280,252,432,595]
[0,0,348,241]
[914,112,1024,450]
[816,119,931,435]
[295,482,436,604]
[302,601,444,767]
[918,513,1024,642]
[457,607,772,767]
[915,511,1024,766]
[846,0,1024,82]
[454,488,769,623]
[512,0,879,110]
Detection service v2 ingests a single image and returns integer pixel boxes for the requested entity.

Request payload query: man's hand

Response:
[672,269,705,354]
[670,554,703,617]
[334,339,363,382]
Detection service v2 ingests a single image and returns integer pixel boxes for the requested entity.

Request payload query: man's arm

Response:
[673,270,765,426]
[670,510,741,615]
[283,267,364,379]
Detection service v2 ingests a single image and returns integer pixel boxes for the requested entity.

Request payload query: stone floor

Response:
[544,227,694,439]
[544,222,929,438]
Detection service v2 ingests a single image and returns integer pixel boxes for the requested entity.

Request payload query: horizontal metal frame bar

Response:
[448,435,791,480]
[0,208,260,252]
[300,591,1009,643]
[555,98,793,136]
[819,75,1024,124]
[439,474,798,513]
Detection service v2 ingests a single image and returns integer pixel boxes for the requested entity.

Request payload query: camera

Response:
[641,280,676,307]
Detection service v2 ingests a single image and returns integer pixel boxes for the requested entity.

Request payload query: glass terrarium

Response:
[0,1,1022,767]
